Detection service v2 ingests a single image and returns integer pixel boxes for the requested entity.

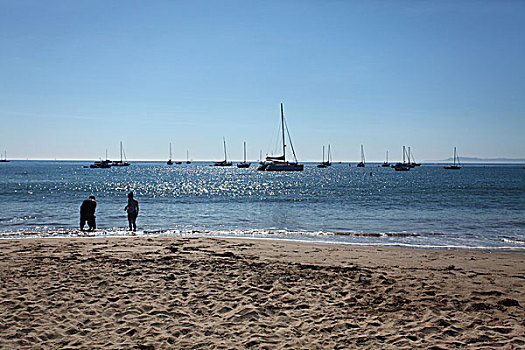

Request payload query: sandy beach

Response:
[0,236,523,349]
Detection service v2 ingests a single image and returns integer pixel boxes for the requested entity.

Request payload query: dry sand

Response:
[0,236,523,349]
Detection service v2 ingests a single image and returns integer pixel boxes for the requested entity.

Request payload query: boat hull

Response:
[237,162,251,168]
[258,162,304,172]
[213,161,233,167]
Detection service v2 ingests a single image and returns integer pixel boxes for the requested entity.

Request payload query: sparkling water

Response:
[1,161,524,250]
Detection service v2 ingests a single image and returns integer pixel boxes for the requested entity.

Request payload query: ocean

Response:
[1,161,524,250]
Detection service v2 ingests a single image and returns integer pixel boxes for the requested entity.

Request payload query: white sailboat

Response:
[444,147,461,170]
[257,103,303,172]
[237,141,251,168]
[213,137,233,166]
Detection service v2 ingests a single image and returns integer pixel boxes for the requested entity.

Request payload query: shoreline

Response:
[1,230,525,253]
[1,235,523,348]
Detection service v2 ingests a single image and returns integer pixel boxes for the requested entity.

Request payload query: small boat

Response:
[381,150,390,167]
[317,145,332,168]
[258,104,304,172]
[444,147,461,170]
[237,141,251,168]
[112,141,130,166]
[91,150,112,168]
[0,150,9,163]
[90,159,112,168]
[213,137,233,166]
[392,146,411,171]
[167,143,173,165]
[356,144,365,167]
[186,150,191,164]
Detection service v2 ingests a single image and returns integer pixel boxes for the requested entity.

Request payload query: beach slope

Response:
[0,236,523,349]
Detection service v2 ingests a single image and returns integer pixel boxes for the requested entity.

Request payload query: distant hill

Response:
[430,157,525,163]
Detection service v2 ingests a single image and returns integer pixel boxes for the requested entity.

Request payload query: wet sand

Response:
[0,236,524,349]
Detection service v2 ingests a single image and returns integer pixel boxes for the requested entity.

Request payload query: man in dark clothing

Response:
[125,191,139,231]
[80,195,97,231]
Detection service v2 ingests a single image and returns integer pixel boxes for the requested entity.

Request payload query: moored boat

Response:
[356,144,365,167]
[444,147,461,170]
[257,103,303,172]
[237,141,251,168]
[213,137,233,166]
[112,141,130,166]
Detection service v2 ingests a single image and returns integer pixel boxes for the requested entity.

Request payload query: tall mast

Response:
[453,147,457,166]
[243,141,247,163]
[402,146,406,163]
[328,144,331,163]
[361,144,365,163]
[322,145,325,163]
[281,103,286,161]
[386,150,389,163]
[120,141,123,162]
[169,142,172,160]
[223,137,228,162]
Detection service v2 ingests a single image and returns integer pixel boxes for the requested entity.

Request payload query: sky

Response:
[1,0,524,162]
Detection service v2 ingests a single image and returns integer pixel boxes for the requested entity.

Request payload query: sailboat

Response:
[167,143,173,165]
[237,141,251,168]
[0,151,9,163]
[257,103,303,172]
[213,137,233,166]
[186,150,191,164]
[317,145,332,168]
[112,141,130,166]
[407,147,421,168]
[381,150,390,167]
[444,147,461,170]
[356,144,365,167]
[392,146,410,171]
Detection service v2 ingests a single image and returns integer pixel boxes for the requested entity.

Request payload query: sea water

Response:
[1,161,524,250]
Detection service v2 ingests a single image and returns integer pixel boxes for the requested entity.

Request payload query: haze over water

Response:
[1,161,524,250]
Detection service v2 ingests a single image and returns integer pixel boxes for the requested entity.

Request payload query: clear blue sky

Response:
[1,1,524,161]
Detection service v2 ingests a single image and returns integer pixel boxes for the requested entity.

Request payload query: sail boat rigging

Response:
[237,141,251,168]
[392,146,411,171]
[112,141,130,166]
[444,147,461,170]
[213,137,233,166]
[357,144,365,167]
[167,143,173,165]
[257,103,303,171]
[0,150,9,163]
[186,150,191,164]
[408,147,421,167]
[317,144,332,168]
[382,150,390,167]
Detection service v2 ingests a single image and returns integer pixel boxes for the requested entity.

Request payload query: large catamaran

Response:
[258,103,303,172]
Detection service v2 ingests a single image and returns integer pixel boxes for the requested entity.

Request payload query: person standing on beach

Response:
[125,191,139,231]
[80,195,97,231]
